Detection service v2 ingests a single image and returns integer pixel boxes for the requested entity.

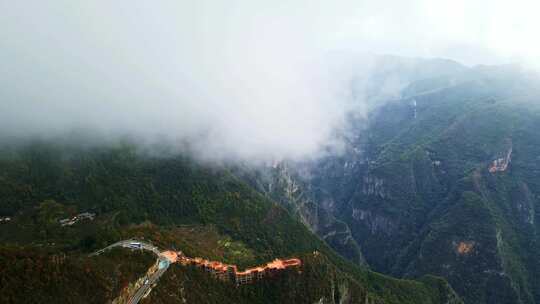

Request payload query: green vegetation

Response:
[0,247,154,303]
[0,142,460,303]
[147,252,376,304]
[324,66,540,303]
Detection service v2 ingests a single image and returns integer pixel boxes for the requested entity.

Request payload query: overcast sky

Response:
[1,1,539,161]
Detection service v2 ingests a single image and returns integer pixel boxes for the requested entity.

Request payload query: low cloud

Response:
[1,1,538,162]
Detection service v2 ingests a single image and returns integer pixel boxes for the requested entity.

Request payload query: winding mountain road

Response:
[90,239,160,257]
[127,257,170,304]
[91,239,171,304]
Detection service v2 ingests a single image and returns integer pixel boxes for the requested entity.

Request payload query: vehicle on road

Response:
[128,242,142,249]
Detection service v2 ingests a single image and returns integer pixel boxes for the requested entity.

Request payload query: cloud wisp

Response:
[1,1,538,161]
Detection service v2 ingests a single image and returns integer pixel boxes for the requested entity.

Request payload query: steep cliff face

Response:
[231,56,470,271]
[346,67,540,304]
[232,162,367,266]
[240,65,540,304]
[350,69,540,303]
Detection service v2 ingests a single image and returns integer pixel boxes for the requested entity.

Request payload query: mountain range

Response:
[2,56,540,303]
[240,60,540,304]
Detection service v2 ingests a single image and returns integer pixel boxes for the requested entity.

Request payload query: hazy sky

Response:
[1,1,539,161]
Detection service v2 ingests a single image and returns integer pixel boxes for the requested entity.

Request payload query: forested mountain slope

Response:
[0,143,460,303]
[250,64,540,304]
